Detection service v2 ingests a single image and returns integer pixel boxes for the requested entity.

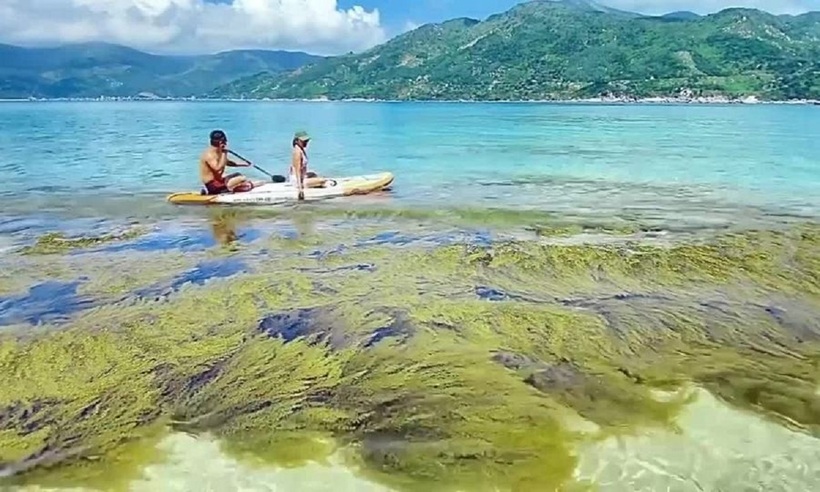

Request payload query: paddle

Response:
[229,149,319,181]
[227,149,286,183]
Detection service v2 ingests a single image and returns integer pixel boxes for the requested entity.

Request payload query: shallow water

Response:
[1,218,818,491]
[0,102,819,225]
[0,102,819,492]
[575,388,820,491]
[132,436,389,492]
[9,387,818,492]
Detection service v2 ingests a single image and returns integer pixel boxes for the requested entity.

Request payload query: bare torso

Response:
[199,146,228,184]
[290,146,306,177]
[289,145,327,190]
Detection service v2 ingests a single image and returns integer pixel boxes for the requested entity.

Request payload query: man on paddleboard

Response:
[200,130,256,194]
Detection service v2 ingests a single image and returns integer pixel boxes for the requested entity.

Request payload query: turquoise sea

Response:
[1,101,819,492]
[1,101,819,224]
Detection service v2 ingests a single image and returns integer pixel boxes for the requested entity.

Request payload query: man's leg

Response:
[204,180,228,195]
[226,174,253,192]
[305,177,330,188]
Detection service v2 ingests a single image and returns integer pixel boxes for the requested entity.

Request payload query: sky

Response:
[0,0,818,56]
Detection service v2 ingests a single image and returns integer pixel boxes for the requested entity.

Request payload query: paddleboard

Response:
[166,172,394,205]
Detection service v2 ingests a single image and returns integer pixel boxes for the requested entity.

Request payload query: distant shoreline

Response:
[2,96,819,105]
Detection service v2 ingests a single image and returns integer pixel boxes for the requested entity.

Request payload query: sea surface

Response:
[1,101,819,492]
[0,101,818,225]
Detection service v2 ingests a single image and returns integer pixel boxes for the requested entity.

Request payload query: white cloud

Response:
[603,0,818,15]
[0,0,387,55]
[401,20,421,33]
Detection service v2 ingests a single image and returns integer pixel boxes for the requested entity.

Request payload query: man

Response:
[200,130,255,195]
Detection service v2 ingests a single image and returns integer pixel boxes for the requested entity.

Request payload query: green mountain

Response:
[210,0,820,101]
[0,42,323,99]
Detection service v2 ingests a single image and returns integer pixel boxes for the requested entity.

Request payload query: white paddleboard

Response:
[167,172,394,206]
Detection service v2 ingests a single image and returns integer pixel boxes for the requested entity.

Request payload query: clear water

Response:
[2,101,819,491]
[575,388,820,491]
[1,101,819,223]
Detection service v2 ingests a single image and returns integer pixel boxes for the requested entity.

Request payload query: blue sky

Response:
[335,0,523,33]
[343,0,819,35]
[0,0,817,55]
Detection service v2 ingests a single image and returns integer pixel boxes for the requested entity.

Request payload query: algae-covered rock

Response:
[0,222,818,491]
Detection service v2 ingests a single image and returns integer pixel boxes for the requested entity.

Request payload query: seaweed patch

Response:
[18,228,145,256]
[0,222,818,491]
[364,311,415,349]
[257,308,332,344]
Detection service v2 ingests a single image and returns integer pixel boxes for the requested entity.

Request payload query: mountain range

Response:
[212,0,820,101]
[2,0,819,101]
[0,42,322,99]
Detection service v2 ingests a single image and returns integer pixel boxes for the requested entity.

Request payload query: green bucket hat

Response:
[294,130,311,141]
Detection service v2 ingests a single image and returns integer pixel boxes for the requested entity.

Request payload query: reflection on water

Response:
[575,388,820,491]
[0,281,94,326]
[132,259,248,301]
[208,209,243,246]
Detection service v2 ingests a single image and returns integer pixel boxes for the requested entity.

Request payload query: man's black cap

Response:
[210,129,227,143]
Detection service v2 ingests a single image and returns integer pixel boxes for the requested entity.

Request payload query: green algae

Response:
[186,203,651,238]
[527,221,639,238]
[3,424,169,492]
[220,431,338,469]
[0,222,818,491]
[74,253,197,298]
[0,249,198,304]
[19,228,145,256]
[0,258,74,296]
